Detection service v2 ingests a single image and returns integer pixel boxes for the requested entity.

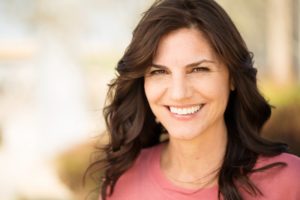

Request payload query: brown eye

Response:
[192,67,210,72]
[150,69,167,75]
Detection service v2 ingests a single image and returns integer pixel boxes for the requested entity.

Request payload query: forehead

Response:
[153,28,219,66]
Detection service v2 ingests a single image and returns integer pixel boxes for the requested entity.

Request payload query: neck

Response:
[160,121,228,188]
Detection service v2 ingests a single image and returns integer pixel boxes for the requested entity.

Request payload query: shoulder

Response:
[276,153,300,169]
[250,153,300,199]
[134,143,163,169]
[106,144,163,199]
[256,152,300,175]
[118,144,161,180]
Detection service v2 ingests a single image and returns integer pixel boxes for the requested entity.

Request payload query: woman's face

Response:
[144,28,232,140]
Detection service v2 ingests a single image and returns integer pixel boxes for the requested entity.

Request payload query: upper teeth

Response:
[169,105,202,115]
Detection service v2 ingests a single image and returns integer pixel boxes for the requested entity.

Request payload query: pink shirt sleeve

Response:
[244,153,300,199]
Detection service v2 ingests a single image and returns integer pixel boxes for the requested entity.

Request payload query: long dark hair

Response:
[86,0,288,199]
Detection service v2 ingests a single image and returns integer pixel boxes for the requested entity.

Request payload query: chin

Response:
[166,129,203,141]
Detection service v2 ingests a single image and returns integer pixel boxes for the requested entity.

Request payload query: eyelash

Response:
[149,69,167,75]
[148,66,210,76]
[191,67,210,72]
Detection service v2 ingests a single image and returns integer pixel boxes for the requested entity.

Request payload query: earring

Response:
[230,85,235,91]
[230,81,235,91]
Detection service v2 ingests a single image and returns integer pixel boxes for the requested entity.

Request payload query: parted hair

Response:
[86,0,288,199]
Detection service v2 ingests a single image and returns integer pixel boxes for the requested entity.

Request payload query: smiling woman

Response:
[144,28,231,142]
[86,0,300,200]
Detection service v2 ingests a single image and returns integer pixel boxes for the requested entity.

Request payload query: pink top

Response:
[104,143,300,200]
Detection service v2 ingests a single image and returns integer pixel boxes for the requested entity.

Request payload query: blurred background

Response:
[0,0,299,199]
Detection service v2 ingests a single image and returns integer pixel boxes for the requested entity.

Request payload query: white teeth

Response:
[169,105,202,115]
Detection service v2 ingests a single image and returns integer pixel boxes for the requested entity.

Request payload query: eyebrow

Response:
[150,59,216,69]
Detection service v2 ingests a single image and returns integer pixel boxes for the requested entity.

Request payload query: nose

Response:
[169,74,192,101]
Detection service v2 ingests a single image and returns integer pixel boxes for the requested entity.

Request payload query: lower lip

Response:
[166,106,204,121]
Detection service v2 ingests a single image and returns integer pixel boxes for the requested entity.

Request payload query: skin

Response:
[144,28,232,189]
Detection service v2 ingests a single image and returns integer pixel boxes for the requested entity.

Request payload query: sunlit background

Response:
[0,0,299,199]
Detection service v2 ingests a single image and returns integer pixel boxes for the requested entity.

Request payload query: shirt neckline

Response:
[149,142,219,196]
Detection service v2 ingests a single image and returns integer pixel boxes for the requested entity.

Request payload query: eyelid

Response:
[191,66,210,72]
[148,68,167,75]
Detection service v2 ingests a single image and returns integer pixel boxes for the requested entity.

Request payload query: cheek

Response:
[144,78,163,104]
[194,75,230,101]
[211,82,231,109]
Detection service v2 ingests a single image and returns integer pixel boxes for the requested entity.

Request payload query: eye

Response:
[191,66,210,72]
[149,69,167,75]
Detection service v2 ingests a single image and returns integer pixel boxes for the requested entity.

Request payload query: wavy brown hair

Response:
[86,0,288,199]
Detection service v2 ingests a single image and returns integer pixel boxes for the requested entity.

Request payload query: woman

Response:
[91,0,300,199]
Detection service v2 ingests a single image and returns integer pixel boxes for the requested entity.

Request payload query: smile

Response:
[168,104,204,115]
